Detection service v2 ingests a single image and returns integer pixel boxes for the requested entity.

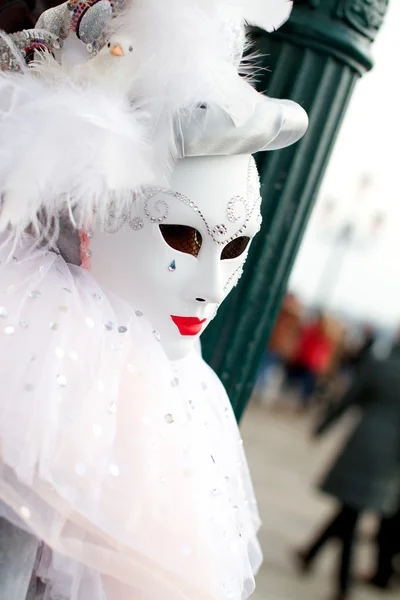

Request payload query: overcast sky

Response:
[289,1,400,327]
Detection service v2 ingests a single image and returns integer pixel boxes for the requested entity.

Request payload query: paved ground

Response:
[240,400,398,600]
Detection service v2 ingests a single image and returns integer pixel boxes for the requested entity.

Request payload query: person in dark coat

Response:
[295,342,400,600]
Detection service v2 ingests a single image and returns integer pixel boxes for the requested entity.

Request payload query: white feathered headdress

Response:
[0,0,301,239]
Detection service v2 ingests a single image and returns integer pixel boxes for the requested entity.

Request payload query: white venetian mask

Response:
[90,154,262,360]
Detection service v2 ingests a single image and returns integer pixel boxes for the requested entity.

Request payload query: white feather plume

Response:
[80,0,261,144]
[0,53,160,237]
[95,0,247,119]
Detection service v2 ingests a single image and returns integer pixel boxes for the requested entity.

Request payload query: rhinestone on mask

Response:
[168,260,176,272]
[129,216,144,231]
[143,190,169,224]
[211,224,228,236]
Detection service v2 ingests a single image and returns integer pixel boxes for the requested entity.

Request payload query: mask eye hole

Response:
[159,225,202,257]
[221,236,250,260]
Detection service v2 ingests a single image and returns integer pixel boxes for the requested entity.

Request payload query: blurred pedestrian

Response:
[255,293,302,402]
[342,325,376,375]
[285,311,334,409]
[295,340,400,600]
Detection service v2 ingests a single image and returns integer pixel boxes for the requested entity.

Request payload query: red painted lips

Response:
[171,315,207,336]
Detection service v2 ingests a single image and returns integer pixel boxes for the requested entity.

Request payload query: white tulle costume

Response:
[0,0,307,598]
[0,233,262,600]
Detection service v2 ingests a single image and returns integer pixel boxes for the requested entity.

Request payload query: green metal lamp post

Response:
[201,0,389,421]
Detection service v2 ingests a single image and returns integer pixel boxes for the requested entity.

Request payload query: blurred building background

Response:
[244,3,400,599]
[290,0,400,330]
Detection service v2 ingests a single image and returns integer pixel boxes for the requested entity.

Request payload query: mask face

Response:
[90,154,262,361]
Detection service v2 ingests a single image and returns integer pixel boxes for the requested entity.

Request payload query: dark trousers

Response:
[372,507,400,587]
[305,505,360,596]
[286,364,318,406]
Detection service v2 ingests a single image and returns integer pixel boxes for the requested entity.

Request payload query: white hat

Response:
[0,0,306,238]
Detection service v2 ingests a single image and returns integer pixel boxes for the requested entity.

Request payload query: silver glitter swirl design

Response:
[222,158,261,291]
[143,189,169,223]
[143,188,232,245]
[223,263,244,292]
[142,175,260,246]
[103,157,262,244]
[103,198,144,233]
[226,196,247,223]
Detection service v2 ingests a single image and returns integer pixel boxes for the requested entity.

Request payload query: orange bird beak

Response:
[110,44,124,57]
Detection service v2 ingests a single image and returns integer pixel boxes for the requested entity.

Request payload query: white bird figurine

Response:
[69,33,138,96]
